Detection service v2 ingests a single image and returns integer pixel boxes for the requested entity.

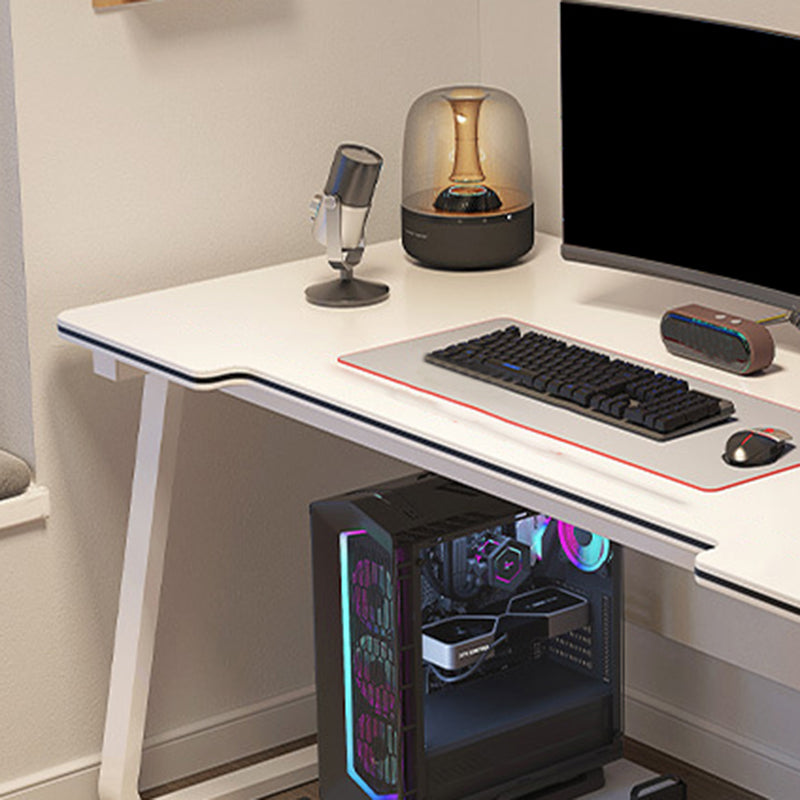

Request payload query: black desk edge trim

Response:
[59,324,717,553]
[694,569,800,617]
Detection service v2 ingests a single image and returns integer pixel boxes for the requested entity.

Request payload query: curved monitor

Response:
[560,1,800,315]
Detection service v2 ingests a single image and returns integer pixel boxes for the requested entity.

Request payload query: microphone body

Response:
[311,144,383,264]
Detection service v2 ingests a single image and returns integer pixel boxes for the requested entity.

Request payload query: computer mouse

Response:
[723,427,792,467]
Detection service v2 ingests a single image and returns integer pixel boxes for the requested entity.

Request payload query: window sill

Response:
[0,484,50,532]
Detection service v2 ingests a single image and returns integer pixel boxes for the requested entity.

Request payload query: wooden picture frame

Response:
[94,0,157,10]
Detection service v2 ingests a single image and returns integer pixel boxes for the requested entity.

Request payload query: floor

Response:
[621,739,764,800]
[143,735,765,800]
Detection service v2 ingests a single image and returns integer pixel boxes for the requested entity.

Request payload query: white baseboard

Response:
[0,685,316,800]
[624,622,800,800]
[626,687,800,800]
[5,676,799,800]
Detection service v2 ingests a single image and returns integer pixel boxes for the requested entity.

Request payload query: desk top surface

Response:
[58,234,800,618]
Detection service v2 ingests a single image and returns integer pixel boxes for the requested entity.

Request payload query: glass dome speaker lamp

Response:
[402,86,534,270]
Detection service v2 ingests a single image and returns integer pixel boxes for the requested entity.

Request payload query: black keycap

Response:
[425,325,734,440]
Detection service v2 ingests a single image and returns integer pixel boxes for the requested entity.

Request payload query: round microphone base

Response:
[305,276,389,308]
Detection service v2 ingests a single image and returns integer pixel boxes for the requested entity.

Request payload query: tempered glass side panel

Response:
[419,512,621,797]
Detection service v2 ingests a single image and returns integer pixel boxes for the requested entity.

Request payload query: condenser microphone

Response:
[307,143,389,307]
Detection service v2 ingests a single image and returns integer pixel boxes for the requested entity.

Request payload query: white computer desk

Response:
[58,233,800,800]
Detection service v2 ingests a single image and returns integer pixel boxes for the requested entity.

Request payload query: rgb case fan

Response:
[557,521,611,573]
[354,634,396,719]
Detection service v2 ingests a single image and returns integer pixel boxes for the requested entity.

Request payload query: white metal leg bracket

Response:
[99,374,184,800]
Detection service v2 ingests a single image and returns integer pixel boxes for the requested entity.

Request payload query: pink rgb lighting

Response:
[557,520,610,572]
[354,635,396,718]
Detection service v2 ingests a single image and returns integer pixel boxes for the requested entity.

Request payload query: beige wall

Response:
[4,0,479,786]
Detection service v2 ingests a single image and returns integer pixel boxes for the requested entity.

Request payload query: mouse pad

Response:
[339,318,800,492]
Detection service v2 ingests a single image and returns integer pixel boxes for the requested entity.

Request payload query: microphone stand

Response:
[305,194,389,307]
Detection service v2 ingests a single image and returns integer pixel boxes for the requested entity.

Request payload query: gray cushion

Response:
[0,450,32,500]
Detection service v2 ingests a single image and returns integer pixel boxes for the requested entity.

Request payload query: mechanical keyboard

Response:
[425,324,735,441]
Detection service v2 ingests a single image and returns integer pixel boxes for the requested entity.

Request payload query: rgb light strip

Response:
[339,529,399,800]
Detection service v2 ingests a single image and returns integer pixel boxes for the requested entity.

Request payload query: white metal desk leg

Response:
[99,374,184,800]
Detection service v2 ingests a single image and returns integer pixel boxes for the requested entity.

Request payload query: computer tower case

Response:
[311,472,622,800]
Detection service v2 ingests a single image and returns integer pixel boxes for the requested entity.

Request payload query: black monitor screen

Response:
[560,1,800,310]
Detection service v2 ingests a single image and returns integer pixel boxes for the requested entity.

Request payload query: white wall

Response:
[4,0,800,798]
[3,0,480,790]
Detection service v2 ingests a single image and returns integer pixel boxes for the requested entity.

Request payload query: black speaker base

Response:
[402,204,534,271]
